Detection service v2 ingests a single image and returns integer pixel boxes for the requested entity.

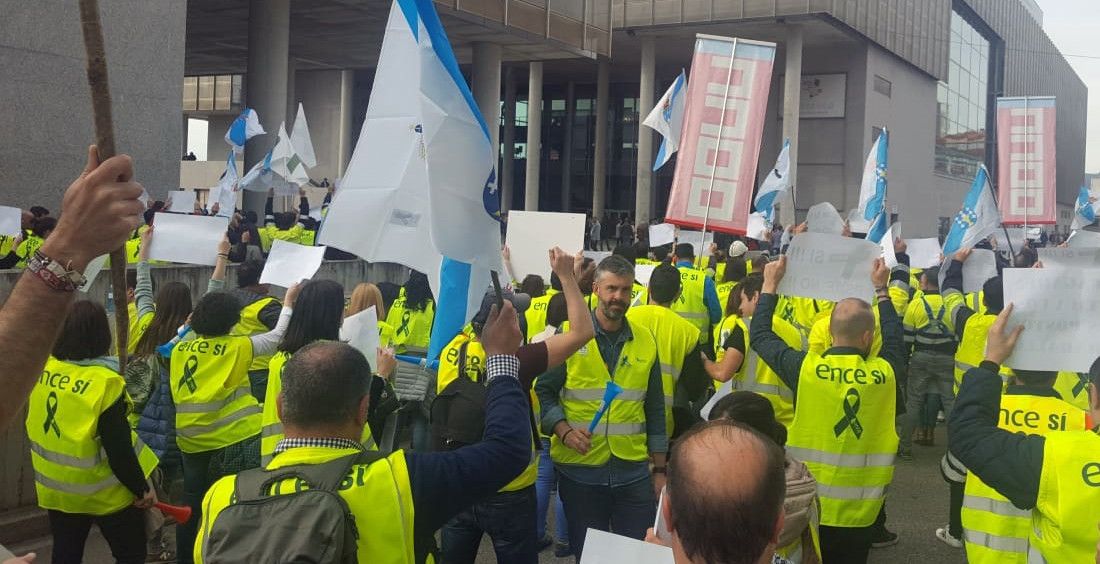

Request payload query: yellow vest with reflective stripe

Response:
[386,290,435,354]
[777,296,833,346]
[524,290,559,343]
[630,282,647,308]
[1053,371,1090,411]
[437,334,538,491]
[954,313,1013,393]
[260,351,376,466]
[626,305,700,436]
[787,352,897,527]
[378,320,396,349]
[1029,431,1100,563]
[670,266,708,344]
[715,281,735,315]
[170,335,261,453]
[232,296,281,372]
[195,446,416,564]
[550,322,657,466]
[26,358,158,515]
[258,225,304,253]
[962,393,1085,564]
[127,311,155,355]
[744,315,803,427]
[809,313,883,358]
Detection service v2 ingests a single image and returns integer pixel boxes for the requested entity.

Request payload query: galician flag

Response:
[1071,186,1099,230]
[858,128,889,243]
[225,108,265,154]
[943,166,1001,255]
[753,139,790,222]
[239,123,312,194]
[643,70,687,171]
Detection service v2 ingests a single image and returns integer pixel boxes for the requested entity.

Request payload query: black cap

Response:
[471,288,531,328]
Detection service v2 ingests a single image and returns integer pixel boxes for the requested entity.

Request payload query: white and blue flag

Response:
[643,70,687,171]
[858,128,889,243]
[1071,186,1099,230]
[224,108,265,153]
[753,140,790,222]
[319,0,500,362]
[943,166,1001,255]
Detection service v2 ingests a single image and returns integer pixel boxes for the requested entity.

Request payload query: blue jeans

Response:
[535,438,568,544]
[557,473,656,562]
[177,449,216,564]
[440,486,538,564]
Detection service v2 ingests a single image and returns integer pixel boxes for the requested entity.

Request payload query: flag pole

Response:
[1022,97,1029,240]
[698,38,739,260]
[989,168,1018,259]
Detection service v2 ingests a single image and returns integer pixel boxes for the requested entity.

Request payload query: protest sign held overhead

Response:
[259,239,327,288]
[777,233,880,302]
[506,211,585,280]
[1003,268,1100,372]
[146,213,229,266]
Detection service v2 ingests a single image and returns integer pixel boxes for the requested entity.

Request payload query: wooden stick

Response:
[79,0,129,373]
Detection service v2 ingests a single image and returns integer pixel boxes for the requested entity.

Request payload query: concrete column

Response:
[780,25,803,227]
[592,59,610,219]
[472,42,503,195]
[337,69,354,177]
[525,61,543,211]
[244,0,290,213]
[286,57,298,125]
[561,81,576,211]
[635,39,656,224]
[501,67,517,211]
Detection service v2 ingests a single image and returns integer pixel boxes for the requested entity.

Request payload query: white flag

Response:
[290,103,318,169]
[643,70,687,171]
[753,140,790,222]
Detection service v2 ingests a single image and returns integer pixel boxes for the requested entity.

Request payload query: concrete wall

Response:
[0,0,185,210]
[294,69,349,183]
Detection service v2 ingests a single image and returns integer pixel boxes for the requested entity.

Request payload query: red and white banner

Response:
[664,35,776,235]
[996,96,1057,225]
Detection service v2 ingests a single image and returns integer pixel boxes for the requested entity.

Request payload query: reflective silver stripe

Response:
[262,422,284,438]
[963,494,1029,518]
[914,335,953,345]
[787,446,895,468]
[741,381,793,401]
[1027,544,1047,564]
[964,530,1028,553]
[617,389,646,401]
[34,470,121,496]
[177,404,262,438]
[955,360,976,372]
[175,388,254,414]
[30,443,100,469]
[663,394,673,406]
[659,363,680,379]
[364,435,377,450]
[567,420,645,436]
[675,311,708,320]
[816,483,886,501]
[562,388,646,402]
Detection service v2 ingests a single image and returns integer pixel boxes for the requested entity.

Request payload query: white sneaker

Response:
[935,526,963,548]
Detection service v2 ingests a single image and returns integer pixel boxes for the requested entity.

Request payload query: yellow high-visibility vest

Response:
[954,313,1013,393]
[550,321,657,466]
[1052,371,1090,411]
[786,351,897,527]
[127,311,155,355]
[715,281,736,315]
[713,314,803,426]
[962,393,1086,564]
[232,296,281,372]
[670,266,709,344]
[195,446,416,564]
[170,335,261,453]
[524,290,559,343]
[15,235,44,268]
[386,289,435,355]
[626,305,699,435]
[26,358,158,515]
[1029,430,1100,563]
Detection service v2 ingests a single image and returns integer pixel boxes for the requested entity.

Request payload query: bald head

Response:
[667,421,785,564]
[831,298,876,352]
[279,341,371,433]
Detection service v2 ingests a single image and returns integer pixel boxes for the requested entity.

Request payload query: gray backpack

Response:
[203,451,382,563]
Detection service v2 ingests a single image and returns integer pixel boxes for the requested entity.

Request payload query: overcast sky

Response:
[1040,0,1100,172]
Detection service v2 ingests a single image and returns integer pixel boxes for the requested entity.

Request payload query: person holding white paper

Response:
[347,283,396,348]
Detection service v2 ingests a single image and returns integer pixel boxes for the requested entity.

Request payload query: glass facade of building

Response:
[935,9,991,180]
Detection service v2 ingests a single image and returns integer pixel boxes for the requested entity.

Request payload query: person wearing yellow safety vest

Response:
[750,256,905,564]
[714,253,749,315]
[387,271,436,356]
[171,249,296,564]
[670,243,723,346]
[16,216,56,269]
[257,190,309,254]
[950,305,1100,564]
[960,369,1087,563]
[195,309,535,563]
[942,248,1009,393]
[535,255,669,560]
[214,257,283,401]
[627,264,709,440]
[27,301,159,563]
[261,280,392,466]
[897,266,957,461]
[708,273,804,427]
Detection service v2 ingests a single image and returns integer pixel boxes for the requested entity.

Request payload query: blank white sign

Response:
[165,190,195,213]
[506,211,585,281]
[260,239,327,288]
[340,306,381,363]
[0,206,21,236]
[1066,229,1100,249]
[1003,268,1100,372]
[1036,248,1100,271]
[778,233,880,302]
[146,213,228,266]
[580,529,672,564]
[648,223,675,247]
[906,238,942,269]
[961,249,998,293]
[806,202,844,235]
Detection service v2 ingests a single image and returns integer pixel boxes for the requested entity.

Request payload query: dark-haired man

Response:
[950,307,1100,563]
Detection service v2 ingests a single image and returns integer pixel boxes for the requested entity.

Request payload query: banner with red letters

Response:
[664,35,776,235]
[996,96,1057,225]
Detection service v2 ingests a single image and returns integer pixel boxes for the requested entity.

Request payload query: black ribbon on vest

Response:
[1074,372,1089,399]
[179,355,199,394]
[397,309,412,337]
[833,387,864,439]
[43,391,61,437]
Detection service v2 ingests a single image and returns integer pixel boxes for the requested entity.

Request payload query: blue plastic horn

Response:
[588,380,624,433]
[157,326,192,358]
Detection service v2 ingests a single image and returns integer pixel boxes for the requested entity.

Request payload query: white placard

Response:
[906,238,942,269]
[505,211,586,280]
[583,250,612,263]
[961,249,998,293]
[806,202,845,235]
[677,230,714,259]
[778,233,880,302]
[746,212,770,242]
[146,213,228,266]
[260,239,327,288]
[208,185,236,218]
[634,264,656,287]
[880,225,897,269]
[165,190,195,213]
[847,208,871,234]
[79,254,109,293]
[580,529,673,564]
[648,223,676,248]
[992,228,1025,252]
[0,206,21,236]
[1036,248,1100,271]
[1003,268,1100,371]
[1066,229,1100,249]
[340,306,381,362]
[699,379,734,420]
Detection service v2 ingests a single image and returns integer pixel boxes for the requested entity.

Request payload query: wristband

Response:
[27,250,86,292]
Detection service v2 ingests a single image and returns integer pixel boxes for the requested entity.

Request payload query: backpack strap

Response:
[919,297,949,334]
[233,450,385,501]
